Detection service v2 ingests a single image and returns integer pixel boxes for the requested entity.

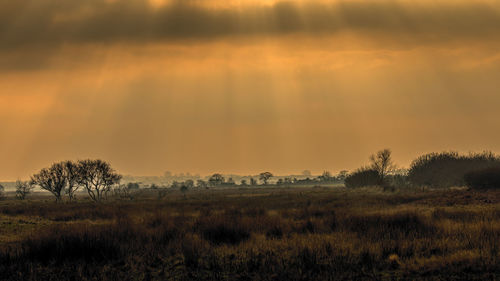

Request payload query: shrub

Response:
[344,212,436,241]
[15,180,33,200]
[17,225,123,264]
[266,225,284,239]
[408,151,500,188]
[344,169,380,188]
[196,215,250,245]
[127,182,140,190]
[386,173,410,188]
[464,167,500,190]
[202,223,250,245]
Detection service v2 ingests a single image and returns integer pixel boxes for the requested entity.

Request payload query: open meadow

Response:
[0,186,498,280]
[4,0,500,280]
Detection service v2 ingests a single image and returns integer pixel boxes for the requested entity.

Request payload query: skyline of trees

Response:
[3,149,499,201]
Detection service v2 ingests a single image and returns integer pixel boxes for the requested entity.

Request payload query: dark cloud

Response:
[1,0,500,50]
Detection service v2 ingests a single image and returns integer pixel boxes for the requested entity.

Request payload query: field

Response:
[0,186,499,280]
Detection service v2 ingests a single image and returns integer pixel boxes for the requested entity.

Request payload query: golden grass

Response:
[0,186,498,280]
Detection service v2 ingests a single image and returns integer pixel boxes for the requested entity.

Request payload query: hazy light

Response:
[1,0,500,180]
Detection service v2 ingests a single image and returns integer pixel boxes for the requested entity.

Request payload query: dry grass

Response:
[0,186,498,280]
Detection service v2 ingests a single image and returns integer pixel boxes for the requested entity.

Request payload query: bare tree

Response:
[196,179,208,189]
[318,171,332,182]
[184,179,194,188]
[209,173,224,187]
[31,162,67,202]
[259,172,273,185]
[114,184,135,200]
[157,188,168,199]
[77,159,122,202]
[336,170,349,182]
[250,178,257,186]
[63,160,81,201]
[171,181,180,189]
[15,180,34,200]
[127,182,140,190]
[180,184,188,198]
[370,149,396,183]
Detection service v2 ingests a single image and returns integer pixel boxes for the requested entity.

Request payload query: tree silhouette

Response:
[250,178,257,186]
[318,171,332,182]
[77,159,122,202]
[180,184,188,198]
[337,170,349,182]
[15,180,34,200]
[63,160,80,201]
[209,173,225,187]
[196,179,208,189]
[31,162,67,202]
[370,149,396,184]
[184,179,194,188]
[259,172,273,185]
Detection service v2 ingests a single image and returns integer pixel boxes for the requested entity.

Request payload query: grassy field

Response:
[0,186,499,280]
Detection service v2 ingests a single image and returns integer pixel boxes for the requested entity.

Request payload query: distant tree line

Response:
[156,170,350,196]
[6,150,498,202]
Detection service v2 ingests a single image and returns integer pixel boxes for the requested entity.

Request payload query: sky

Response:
[1,0,500,180]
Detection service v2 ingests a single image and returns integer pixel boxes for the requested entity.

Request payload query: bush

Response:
[201,223,250,245]
[15,180,33,200]
[344,212,436,240]
[464,167,500,190]
[344,169,380,188]
[196,215,250,245]
[17,225,123,264]
[408,151,500,188]
[386,173,410,188]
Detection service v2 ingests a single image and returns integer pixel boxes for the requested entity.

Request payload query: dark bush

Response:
[464,167,500,190]
[386,173,410,188]
[18,225,123,264]
[408,151,500,188]
[344,169,380,188]
[266,225,284,239]
[344,212,436,240]
[196,215,250,245]
[202,223,250,245]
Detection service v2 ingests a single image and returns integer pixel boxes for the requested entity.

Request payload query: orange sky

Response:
[1,0,500,180]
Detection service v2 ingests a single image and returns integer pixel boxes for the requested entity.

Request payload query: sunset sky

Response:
[1,0,500,180]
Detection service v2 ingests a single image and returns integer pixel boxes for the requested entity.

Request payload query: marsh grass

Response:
[0,187,498,280]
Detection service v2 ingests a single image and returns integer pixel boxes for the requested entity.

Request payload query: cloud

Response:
[1,0,500,51]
